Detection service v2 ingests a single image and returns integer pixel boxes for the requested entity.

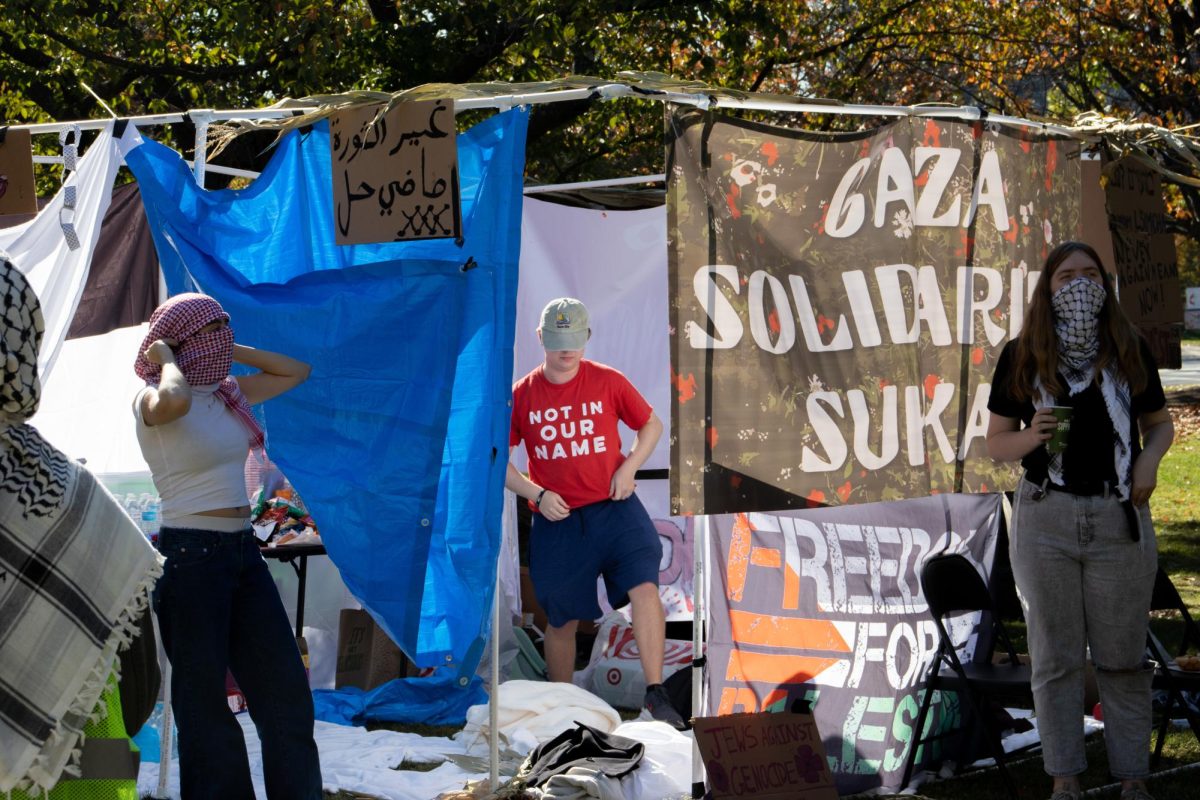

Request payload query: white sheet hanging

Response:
[0,122,120,381]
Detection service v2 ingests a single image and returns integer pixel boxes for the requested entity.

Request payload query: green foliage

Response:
[4,2,1200,204]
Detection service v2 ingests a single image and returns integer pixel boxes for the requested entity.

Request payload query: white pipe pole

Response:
[524,174,666,194]
[189,111,213,188]
[691,514,708,798]
[490,558,501,791]
[149,611,173,798]
[9,113,186,135]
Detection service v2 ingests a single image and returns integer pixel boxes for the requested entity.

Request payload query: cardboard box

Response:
[335,609,410,690]
[693,711,837,799]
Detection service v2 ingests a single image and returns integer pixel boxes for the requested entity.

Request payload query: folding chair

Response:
[900,553,1035,799]
[1146,567,1200,765]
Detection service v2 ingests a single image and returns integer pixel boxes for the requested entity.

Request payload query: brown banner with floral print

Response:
[667,110,1081,514]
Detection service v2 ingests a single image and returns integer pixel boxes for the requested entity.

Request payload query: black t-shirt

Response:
[987,338,1166,484]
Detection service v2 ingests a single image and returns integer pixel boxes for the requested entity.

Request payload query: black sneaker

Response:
[644,683,687,730]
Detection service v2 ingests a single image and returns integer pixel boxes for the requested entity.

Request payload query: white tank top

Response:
[133,385,251,521]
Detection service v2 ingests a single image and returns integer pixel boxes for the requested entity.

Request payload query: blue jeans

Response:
[154,528,322,799]
[1010,477,1157,779]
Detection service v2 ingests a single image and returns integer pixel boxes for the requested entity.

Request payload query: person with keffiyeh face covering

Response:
[986,242,1174,800]
[134,293,320,799]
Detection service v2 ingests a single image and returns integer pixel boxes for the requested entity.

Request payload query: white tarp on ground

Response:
[138,683,694,800]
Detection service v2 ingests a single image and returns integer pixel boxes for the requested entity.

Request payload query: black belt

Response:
[1026,475,1139,541]
[1045,480,1112,497]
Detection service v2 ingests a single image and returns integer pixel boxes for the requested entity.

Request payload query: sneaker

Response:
[1120,789,1154,800]
[643,683,687,730]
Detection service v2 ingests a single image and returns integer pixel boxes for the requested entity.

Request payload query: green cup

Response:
[1046,406,1073,454]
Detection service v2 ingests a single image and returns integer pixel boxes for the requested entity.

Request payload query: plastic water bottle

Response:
[140,497,160,543]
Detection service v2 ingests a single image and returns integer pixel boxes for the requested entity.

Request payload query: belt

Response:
[1045,480,1112,498]
[1027,476,1140,541]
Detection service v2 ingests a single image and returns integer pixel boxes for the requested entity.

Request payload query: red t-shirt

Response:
[510,360,652,510]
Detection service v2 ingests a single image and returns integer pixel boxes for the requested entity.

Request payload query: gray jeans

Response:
[1010,477,1157,779]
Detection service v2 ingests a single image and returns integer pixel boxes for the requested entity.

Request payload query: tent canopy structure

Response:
[7,74,1188,797]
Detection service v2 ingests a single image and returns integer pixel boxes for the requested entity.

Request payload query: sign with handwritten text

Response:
[1103,155,1182,367]
[694,711,838,799]
[330,100,461,244]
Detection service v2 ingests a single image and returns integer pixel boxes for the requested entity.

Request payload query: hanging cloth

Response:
[0,256,162,795]
[0,123,121,382]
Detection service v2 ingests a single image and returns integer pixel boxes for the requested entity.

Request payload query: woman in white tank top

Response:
[134,293,322,800]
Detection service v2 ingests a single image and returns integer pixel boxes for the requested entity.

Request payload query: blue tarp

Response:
[311,672,486,728]
[125,110,529,693]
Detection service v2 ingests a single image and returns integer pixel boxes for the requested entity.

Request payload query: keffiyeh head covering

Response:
[0,252,162,793]
[134,293,265,451]
[1,251,69,516]
[1038,275,1133,499]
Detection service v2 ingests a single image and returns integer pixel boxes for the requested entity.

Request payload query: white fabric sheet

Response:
[31,323,150,475]
[514,199,670,472]
[457,680,622,755]
[0,123,120,381]
[137,708,693,800]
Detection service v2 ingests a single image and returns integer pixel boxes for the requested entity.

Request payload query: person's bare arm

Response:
[506,446,570,521]
[140,340,191,426]
[232,344,311,405]
[610,411,663,500]
[985,407,1056,463]
[1131,407,1174,507]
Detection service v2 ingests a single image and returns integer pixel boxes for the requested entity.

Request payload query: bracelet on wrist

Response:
[535,488,547,508]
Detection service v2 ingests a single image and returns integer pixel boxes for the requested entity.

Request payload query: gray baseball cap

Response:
[538,297,590,351]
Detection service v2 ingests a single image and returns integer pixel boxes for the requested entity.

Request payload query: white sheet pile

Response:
[137,682,694,800]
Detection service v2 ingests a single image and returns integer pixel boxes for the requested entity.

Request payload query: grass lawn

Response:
[321,394,1200,800]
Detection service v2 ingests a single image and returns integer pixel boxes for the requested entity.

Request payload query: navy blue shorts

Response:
[529,493,662,628]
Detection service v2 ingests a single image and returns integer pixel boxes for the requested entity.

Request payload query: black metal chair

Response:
[1146,567,1200,765]
[900,552,1035,798]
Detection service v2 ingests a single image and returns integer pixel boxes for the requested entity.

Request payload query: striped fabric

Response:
[0,255,162,794]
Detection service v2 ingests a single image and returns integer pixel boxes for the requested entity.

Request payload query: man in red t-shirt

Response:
[507,297,684,729]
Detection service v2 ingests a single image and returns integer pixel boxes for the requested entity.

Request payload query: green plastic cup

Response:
[1046,406,1073,454]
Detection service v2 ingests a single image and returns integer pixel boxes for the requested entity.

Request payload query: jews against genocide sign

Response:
[330,100,461,244]
[0,128,37,216]
[667,110,1081,514]
[706,493,1002,795]
[693,711,838,799]
[1103,155,1182,368]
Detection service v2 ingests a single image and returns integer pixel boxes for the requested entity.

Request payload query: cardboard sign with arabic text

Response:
[330,100,460,244]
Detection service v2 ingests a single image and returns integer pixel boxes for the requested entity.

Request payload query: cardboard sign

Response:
[0,128,37,216]
[693,711,838,799]
[330,100,461,245]
[1103,155,1182,367]
[1186,287,1200,311]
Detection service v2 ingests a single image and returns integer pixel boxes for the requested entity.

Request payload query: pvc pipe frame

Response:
[6,80,1089,188]
[7,81,1091,795]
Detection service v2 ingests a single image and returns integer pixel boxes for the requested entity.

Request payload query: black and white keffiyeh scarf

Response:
[0,253,163,794]
[1036,276,1133,499]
